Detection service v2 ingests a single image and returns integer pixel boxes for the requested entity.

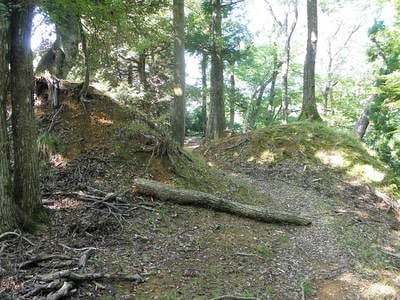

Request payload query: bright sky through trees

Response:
[186,0,395,86]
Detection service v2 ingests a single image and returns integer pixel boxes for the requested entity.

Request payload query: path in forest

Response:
[184,137,399,299]
[238,174,359,299]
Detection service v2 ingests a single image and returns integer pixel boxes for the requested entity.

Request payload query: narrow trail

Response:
[184,136,400,299]
[238,174,359,299]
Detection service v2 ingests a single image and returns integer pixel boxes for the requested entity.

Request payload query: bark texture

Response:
[0,4,17,229]
[353,95,374,139]
[299,0,321,122]
[353,108,369,139]
[228,63,235,130]
[207,0,225,139]
[201,54,208,136]
[134,178,312,226]
[171,0,186,146]
[10,1,41,226]
[78,21,89,100]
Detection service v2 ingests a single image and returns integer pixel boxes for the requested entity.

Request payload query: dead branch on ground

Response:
[134,178,312,226]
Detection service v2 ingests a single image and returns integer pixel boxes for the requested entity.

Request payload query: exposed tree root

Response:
[134,178,312,226]
[20,249,143,299]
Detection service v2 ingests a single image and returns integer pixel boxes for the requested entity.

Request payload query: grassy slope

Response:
[198,122,397,198]
[35,89,400,299]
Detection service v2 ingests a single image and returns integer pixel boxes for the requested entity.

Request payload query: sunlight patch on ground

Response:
[257,150,275,164]
[47,198,80,210]
[315,150,350,168]
[91,114,114,125]
[363,283,398,298]
[246,150,275,164]
[348,164,386,182]
[49,153,68,167]
[247,156,256,162]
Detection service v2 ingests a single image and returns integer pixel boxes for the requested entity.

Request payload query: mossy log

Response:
[134,178,312,226]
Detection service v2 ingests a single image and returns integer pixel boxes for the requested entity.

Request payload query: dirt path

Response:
[184,136,400,299]
[184,136,203,152]
[237,174,358,299]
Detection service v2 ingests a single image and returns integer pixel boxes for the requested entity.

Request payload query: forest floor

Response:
[1,86,399,299]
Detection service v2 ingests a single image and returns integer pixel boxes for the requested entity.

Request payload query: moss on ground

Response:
[198,122,397,198]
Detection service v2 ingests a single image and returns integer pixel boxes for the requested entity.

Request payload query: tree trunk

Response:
[0,4,17,229]
[245,76,273,130]
[207,0,225,139]
[299,0,321,122]
[266,50,280,125]
[228,65,235,131]
[353,95,374,139]
[10,1,42,227]
[134,178,312,226]
[78,21,89,100]
[201,54,208,136]
[281,3,298,124]
[171,0,186,146]
[138,53,147,92]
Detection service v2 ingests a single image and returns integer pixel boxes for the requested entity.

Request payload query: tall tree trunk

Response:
[78,21,89,100]
[0,4,17,229]
[299,0,321,122]
[201,54,208,136]
[207,0,225,139]
[228,63,235,131]
[171,0,186,146]
[281,3,298,124]
[266,50,280,125]
[10,1,42,227]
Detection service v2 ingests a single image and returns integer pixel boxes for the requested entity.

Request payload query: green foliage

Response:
[37,133,57,158]
[301,278,315,297]
[186,106,204,135]
[366,17,400,191]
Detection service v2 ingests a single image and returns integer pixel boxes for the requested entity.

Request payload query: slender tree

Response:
[171,0,186,145]
[299,0,322,121]
[200,53,208,136]
[228,61,235,130]
[266,0,298,123]
[10,0,42,227]
[207,0,225,139]
[78,20,90,100]
[0,2,17,229]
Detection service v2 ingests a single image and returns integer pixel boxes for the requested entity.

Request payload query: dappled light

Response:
[315,150,350,169]
[257,150,275,163]
[2,0,400,298]
[363,283,398,298]
[348,164,386,183]
[49,153,68,168]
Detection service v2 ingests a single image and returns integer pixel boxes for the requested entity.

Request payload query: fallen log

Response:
[134,178,312,226]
